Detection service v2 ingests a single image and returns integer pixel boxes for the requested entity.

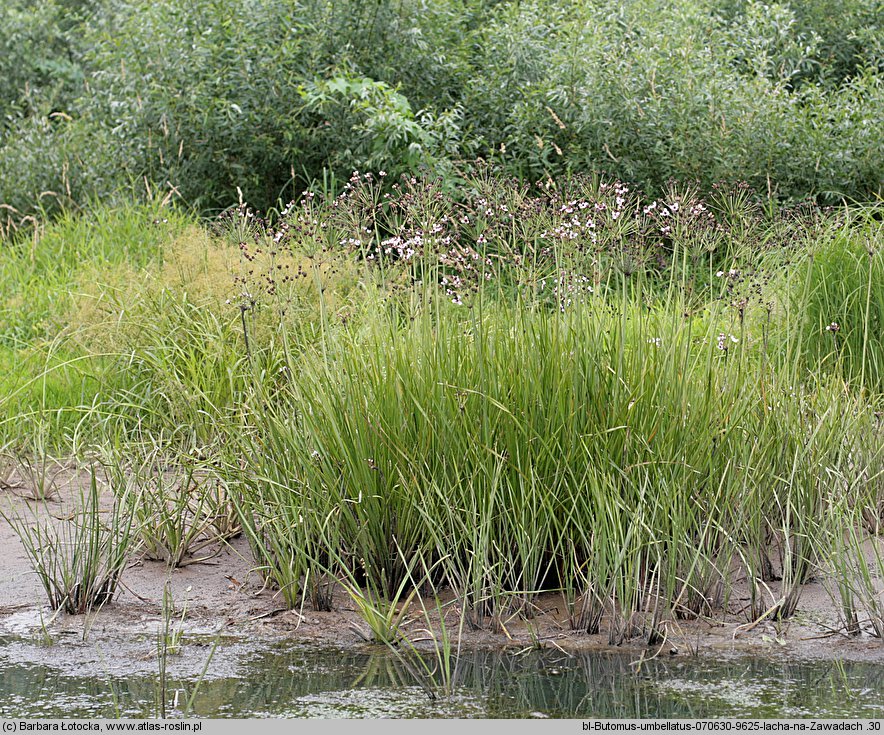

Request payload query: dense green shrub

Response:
[718,0,883,86]
[0,0,881,216]
[0,0,85,124]
[461,0,883,198]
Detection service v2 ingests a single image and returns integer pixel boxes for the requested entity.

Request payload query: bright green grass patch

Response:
[787,209,884,395]
[0,202,213,445]
[0,343,130,448]
[0,202,193,348]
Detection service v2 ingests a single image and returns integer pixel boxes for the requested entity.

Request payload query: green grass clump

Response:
[2,182,883,646]
[786,210,884,395]
[122,444,238,568]
[1,464,139,615]
[236,292,878,641]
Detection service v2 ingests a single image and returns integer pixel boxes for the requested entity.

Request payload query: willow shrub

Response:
[2,0,881,216]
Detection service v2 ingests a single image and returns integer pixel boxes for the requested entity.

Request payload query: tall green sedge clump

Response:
[225,171,880,642]
[820,416,884,638]
[232,265,876,642]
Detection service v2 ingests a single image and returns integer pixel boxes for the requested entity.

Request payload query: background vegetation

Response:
[1,0,883,654]
[1,0,882,219]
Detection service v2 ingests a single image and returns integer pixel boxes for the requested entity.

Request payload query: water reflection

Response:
[0,638,882,718]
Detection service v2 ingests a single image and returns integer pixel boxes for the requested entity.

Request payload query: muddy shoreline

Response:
[1,476,883,666]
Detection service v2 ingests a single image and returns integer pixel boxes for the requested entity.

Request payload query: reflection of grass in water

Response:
[653,659,884,719]
[2,642,884,718]
[154,583,219,719]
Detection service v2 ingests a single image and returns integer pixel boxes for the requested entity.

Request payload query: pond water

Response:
[0,634,883,719]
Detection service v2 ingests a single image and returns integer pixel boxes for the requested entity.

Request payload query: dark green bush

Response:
[0,0,85,124]
[0,0,881,216]
[460,0,883,198]
[717,0,883,86]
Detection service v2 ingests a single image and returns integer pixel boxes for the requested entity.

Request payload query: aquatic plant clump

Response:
[235,295,883,642]
[122,449,239,569]
[1,465,139,615]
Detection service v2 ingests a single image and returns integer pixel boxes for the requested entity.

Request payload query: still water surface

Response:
[0,636,882,718]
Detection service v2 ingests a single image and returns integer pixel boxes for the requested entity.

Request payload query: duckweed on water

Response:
[0,639,883,719]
